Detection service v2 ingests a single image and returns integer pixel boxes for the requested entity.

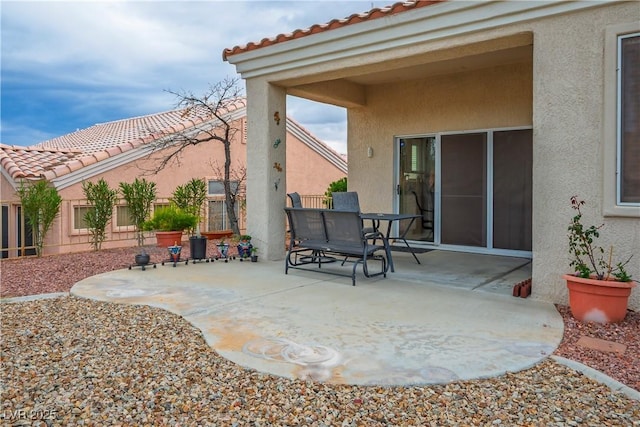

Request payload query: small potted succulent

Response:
[250,247,258,263]
[563,196,635,323]
[216,238,230,259]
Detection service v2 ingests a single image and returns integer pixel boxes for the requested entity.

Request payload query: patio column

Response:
[245,79,287,261]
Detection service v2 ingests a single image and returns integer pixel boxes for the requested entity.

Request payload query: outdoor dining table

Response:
[360,212,421,272]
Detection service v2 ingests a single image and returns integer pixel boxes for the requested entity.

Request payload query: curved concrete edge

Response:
[551,355,640,401]
[0,292,69,303]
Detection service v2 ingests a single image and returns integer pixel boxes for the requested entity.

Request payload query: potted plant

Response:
[143,205,196,248]
[563,196,635,323]
[216,238,230,259]
[236,234,252,259]
[250,246,258,262]
[171,178,208,260]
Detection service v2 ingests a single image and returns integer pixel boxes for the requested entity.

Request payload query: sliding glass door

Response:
[396,128,532,254]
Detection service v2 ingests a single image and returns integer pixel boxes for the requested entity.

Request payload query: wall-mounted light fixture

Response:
[367,146,374,158]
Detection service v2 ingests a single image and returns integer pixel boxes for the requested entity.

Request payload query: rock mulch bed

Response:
[1,297,638,425]
[1,247,638,424]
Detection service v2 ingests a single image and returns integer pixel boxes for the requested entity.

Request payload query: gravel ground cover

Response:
[1,247,638,425]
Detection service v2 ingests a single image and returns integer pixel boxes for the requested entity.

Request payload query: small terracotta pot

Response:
[563,274,635,323]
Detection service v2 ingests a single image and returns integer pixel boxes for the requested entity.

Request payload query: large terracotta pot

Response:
[155,231,184,248]
[201,230,233,240]
[563,274,636,323]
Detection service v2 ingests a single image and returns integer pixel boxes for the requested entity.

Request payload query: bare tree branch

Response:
[142,77,245,234]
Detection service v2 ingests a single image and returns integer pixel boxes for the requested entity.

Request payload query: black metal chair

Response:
[331,191,361,211]
[287,192,303,208]
[412,190,434,233]
[331,191,376,238]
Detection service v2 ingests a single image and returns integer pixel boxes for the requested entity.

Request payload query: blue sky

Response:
[1,1,388,154]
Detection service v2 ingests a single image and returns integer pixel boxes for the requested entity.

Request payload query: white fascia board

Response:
[286,118,348,174]
[52,108,247,190]
[228,0,613,79]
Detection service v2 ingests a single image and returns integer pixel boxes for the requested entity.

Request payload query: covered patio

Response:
[71,251,562,386]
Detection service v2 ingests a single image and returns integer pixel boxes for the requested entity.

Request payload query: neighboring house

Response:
[223,0,640,310]
[0,102,346,257]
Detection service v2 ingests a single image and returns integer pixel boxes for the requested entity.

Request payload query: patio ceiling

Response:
[284,34,533,108]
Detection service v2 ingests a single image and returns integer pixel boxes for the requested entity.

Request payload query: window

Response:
[208,180,239,196]
[618,33,640,204]
[208,200,238,230]
[604,23,640,216]
[116,205,134,227]
[73,206,91,230]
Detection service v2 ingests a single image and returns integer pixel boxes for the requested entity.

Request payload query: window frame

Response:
[208,179,240,196]
[616,31,640,206]
[71,204,92,233]
[113,204,136,231]
[603,22,640,217]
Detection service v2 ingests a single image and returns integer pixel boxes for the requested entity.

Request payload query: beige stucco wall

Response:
[348,61,533,213]
[346,3,639,310]
[528,4,640,310]
[285,133,345,195]
[235,1,638,309]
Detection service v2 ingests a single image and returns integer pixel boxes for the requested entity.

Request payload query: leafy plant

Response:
[15,180,62,257]
[171,178,207,236]
[324,177,347,207]
[119,178,157,246]
[143,205,196,232]
[82,179,118,251]
[567,196,632,281]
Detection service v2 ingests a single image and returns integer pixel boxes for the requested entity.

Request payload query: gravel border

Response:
[1,246,638,393]
[1,295,638,425]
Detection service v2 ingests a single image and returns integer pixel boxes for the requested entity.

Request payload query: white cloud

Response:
[1,1,387,148]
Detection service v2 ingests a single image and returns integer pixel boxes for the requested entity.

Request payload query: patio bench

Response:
[284,207,389,286]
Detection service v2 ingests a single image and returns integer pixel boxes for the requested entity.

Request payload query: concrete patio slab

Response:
[71,251,563,386]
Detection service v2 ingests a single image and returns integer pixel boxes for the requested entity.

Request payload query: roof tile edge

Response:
[222,0,443,60]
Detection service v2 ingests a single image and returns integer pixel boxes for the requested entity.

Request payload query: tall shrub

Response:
[15,180,62,257]
[82,178,118,251]
[171,178,207,236]
[119,178,157,246]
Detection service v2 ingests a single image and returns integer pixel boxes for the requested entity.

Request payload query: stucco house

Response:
[0,101,346,257]
[223,0,639,310]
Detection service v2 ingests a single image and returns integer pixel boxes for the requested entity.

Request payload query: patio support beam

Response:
[245,79,287,261]
[289,80,366,108]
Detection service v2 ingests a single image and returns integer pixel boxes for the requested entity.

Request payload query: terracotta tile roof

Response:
[0,144,84,181]
[2,97,346,182]
[34,106,221,154]
[3,99,247,182]
[222,0,443,60]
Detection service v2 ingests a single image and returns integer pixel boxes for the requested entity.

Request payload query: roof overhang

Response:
[225,1,613,85]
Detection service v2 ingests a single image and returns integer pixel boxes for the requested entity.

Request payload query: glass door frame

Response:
[394,134,441,247]
[394,126,533,258]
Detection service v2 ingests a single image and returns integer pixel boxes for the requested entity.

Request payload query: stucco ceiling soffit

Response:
[288,80,366,108]
[226,1,606,81]
[277,34,532,89]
